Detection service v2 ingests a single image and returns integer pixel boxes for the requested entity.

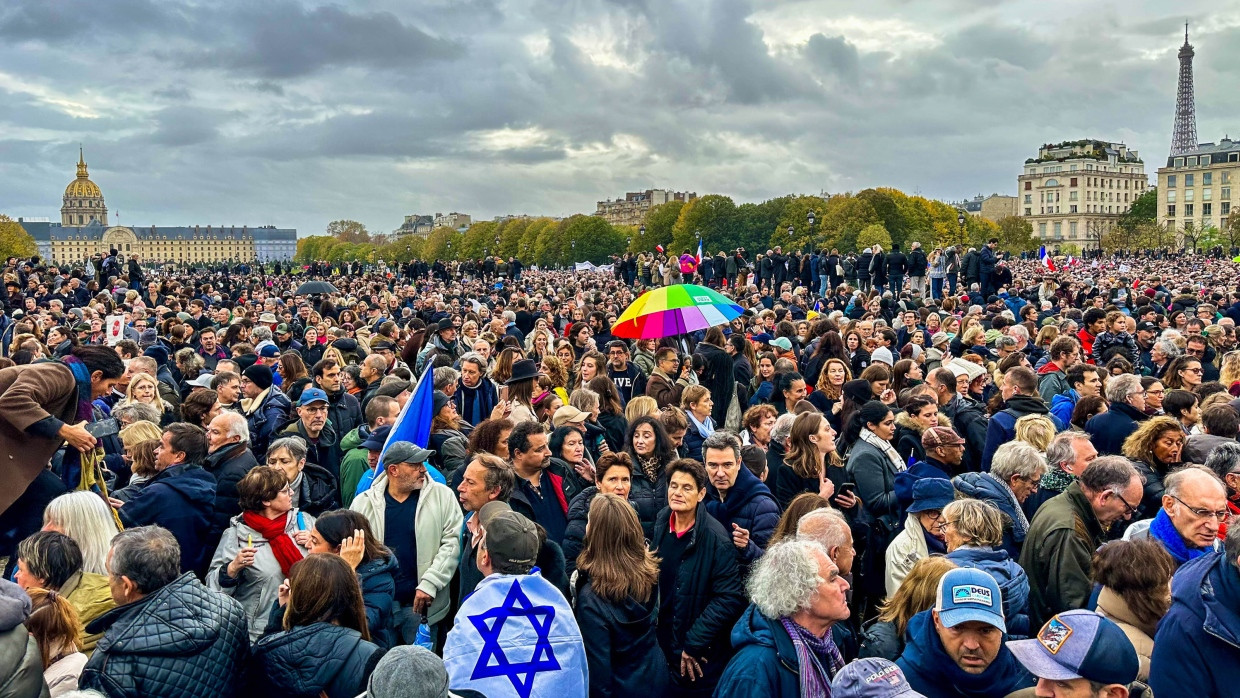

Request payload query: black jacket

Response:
[886,251,908,276]
[324,388,362,443]
[628,463,669,540]
[907,249,928,276]
[281,420,343,482]
[693,342,734,426]
[295,462,341,517]
[574,574,669,698]
[81,573,249,698]
[244,622,381,698]
[201,443,259,538]
[706,466,779,565]
[562,486,599,576]
[649,503,747,664]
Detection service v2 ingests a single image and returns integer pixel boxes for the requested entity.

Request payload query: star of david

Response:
[469,579,560,698]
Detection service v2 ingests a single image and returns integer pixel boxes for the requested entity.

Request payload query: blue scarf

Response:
[1149,508,1210,565]
[60,355,96,423]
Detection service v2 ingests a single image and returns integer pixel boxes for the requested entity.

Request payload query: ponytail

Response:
[24,588,82,669]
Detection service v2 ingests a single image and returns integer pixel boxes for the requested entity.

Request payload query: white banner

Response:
[106,315,125,346]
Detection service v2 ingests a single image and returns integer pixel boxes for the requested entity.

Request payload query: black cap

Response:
[1136,321,1158,332]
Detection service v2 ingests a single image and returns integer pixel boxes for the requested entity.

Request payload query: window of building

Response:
[1168,190,1177,203]
[1069,222,1078,237]
[1224,202,1231,216]
[1186,174,1195,186]
[1225,171,1233,184]
[1175,158,1185,167]
[1186,204,1194,216]
[1223,187,1231,200]
[1069,191,1078,201]
[1024,194,1032,204]
[1053,222,1062,238]
[1024,181,1031,191]
[1070,164,1078,171]
[1046,179,1059,187]
[1038,222,1047,237]
[1203,172,1213,186]
[1204,203,1213,216]
[1186,189,1195,202]
[1205,188,1213,201]
[1188,156,1198,166]
[1070,205,1078,213]
[1024,208,1032,216]
[1070,177,1078,186]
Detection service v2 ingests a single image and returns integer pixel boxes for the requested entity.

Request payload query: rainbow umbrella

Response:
[612,284,744,339]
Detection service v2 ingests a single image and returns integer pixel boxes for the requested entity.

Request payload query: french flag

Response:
[1039,246,1056,272]
[696,239,703,265]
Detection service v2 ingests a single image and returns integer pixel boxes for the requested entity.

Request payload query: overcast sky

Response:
[1,0,1236,237]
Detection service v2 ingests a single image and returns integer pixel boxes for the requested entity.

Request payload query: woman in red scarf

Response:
[207,466,315,642]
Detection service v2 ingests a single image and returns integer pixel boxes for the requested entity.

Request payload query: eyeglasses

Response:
[1185,367,1204,374]
[1110,490,1139,518]
[1169,494,1229,521]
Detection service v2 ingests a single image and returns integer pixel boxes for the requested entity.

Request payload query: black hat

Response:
[1136,321,1158,333]
[505,358,543,385]
[436,319,455,333]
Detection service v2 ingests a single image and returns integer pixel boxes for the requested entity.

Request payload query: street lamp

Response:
[405,244,411,261]
[957,210,966,246]
[639,224,646,238]
[807,209,817,252]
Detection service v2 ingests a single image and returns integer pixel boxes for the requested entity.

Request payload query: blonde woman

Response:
[525,328,554,364]
[624,395,660,423]
[1221,350,1240,393]
[1014,414,1056,454]
[118,372,176,426]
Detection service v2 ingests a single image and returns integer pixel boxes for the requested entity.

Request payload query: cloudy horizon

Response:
[0,0,1235,237]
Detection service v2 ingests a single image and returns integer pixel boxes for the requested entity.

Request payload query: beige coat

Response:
[1095,587,1156,681]
[885,512,929,598]
[351,472,463,625]
[0,363,80,513]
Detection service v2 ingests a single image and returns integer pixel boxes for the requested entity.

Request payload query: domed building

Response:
[61,147,108,227]
[18,147,297,264]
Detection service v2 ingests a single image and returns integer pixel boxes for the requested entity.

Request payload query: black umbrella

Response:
[295,280,338,295]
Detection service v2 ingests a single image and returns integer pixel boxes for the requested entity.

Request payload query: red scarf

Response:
[242,510,303,576]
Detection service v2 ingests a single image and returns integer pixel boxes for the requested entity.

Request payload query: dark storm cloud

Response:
[145,106,229,147]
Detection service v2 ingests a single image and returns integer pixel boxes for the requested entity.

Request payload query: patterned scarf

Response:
[860,427,905,472]
[637,455,661,484]
[1039,468,1075,494]
[780,617,844,698]
[987,473,1030,539]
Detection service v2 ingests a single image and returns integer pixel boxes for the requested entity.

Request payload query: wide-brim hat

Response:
[505,359,543,385]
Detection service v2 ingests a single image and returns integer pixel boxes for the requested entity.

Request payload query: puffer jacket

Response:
[80,573,249,698]
[858,618,903,661]
[1150,551,1240,698]
[562,486,599,577]
[0,579,49,698]
[207,510,316,642]
[244,387,293,460]
[944,546,1031,637]
[356,555,398,650]
[243,622,381,698]
[573,573,668,698]
[649,503,747,668]
[704,465,780,565]
[713,604,800,698]
[294,462,340,517]
[953,471,1027,559]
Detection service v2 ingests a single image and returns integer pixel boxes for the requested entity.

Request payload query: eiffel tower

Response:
[1170,23,1197,157]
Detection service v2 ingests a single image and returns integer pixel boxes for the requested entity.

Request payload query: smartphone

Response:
[499,385,509,401]
[838,482,857,498]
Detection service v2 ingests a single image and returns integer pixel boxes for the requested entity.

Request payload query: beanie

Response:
[243,364,274,391]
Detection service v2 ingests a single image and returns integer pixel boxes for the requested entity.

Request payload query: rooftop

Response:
[1027,139,1142,165]
[1163,138,1240,167]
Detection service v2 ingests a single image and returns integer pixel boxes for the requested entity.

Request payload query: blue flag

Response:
[380,363,434,461]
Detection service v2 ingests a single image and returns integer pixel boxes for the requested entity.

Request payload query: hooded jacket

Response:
[944,546,1031,637]
[60,570,115,654]
[1150,551,1240,698]
[338,424,371,506]
[1049,389,1079,428]
[953,471,1028,559]
[118,463,218,574]
[324,387,362,444]
[573,573,668,698]
[1036,361,1070,405]
[896,610,1034,698]
[713,604,802,698]
[893,412,928,466]
[243,622,380,698]
[705,465,780,565]
[886,512,932,597]
[0,579,48,698]
[981,394,1063,471]
[243,387,293,460]
[355,555,398,650]
[80,573,249,698]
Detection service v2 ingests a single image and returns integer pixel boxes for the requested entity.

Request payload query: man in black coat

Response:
[202,411,259,538]
[80,526,250,698]
[770,246,787,290]
[907,242,928,298]
[694,338,735,427]
[885,244,908,296]
[961,247,980,290]
[980,238,1000,297]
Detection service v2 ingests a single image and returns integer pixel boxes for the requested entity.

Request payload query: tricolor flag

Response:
[1066,254,1077,267]
[1039,246,1057,272]
[696,239,703,265]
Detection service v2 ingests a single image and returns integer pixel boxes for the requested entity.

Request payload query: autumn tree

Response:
[640,201,684,254]
[0,215,37,261]
[671,195,739,253]
[325,219,371,244]
[994,216,1037,252]
[856,223,892,250]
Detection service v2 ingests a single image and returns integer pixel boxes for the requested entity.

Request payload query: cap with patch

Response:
[1006,610,1138,687]
[276,323,291,334]
[1136,321,1158,333]
[478,501,539,568]
[299,387,329,406]
[936,567,1006,633]
[381,441,434,468]
[829,658,926,698]
[751,333,773,344]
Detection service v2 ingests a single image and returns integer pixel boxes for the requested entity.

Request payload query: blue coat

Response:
[705,465,780,564]
[244,622,380,698]
[1149,551,1240,698]
[944,547,1031,637]
[1049,390,1078,428]
[356,555,398,649]
[713,605,801,698]
[1085,402,1148,456]
[952,472,1027,559]
[981,396,1063,471]
[118,463,217,574]
[896,611,1034,698]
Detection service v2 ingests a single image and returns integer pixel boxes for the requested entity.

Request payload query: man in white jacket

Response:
[352,441,463,646]
[443,501,587,698]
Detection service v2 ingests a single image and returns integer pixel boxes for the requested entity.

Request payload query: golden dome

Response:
[65,147,102,199]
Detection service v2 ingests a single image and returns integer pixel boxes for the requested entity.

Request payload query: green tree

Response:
[735,197,791,253]
[811,194,880,252]
[856,189,913,250]
[773,195,828,252]
[325,219,371,244]
[520,218,556,261]
[1124,188,1158,224]
[497,218,527,259]
[0,215,37,261]
[640,201,683,254]
[856,223,892,250]
[560,215,625,266]
[422,227,461,261]
[994,216,1036,252]
[671,195,739,254]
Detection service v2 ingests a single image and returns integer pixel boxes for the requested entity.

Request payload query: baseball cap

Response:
[770,337,793,351]
[187,373,215,389]
[382,441,434,468]
[552,405,589,428]
[936,568,1006,633]
[1006,610,1138,687]
[299,387,329,406]
[478,501,539,568]
[829,658,926,698]
[1136,321,1158,333]
[361,425,391,451]
[922,426,965,449]
[907,478,955,514]
[275,323,291,334]
[751,333,773,344]
[259,344,281,358]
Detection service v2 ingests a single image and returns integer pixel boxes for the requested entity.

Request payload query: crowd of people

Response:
[4,241,1240,697]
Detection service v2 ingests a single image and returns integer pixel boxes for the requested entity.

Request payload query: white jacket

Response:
[885,512,930,598]
[351,472,463,625]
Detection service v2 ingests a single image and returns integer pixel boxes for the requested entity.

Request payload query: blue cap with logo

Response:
[829,658,926,697]
[299,387,329,406]
[1006,610,1138,686]
[935,568,1005,633]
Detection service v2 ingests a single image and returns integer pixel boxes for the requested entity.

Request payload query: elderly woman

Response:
[112,421,162,502]
[885,478,954,597]
[266,435,339,516]
[942,498,1031,636]
[953,440,1047,559]
[42,491,120,576]
[1122,416,1187,517]
[208,466,315,642]
[1091,539,1177,682]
